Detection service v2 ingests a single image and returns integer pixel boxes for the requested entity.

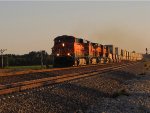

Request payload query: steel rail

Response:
[0,62,137,95]
[0,62,123,77]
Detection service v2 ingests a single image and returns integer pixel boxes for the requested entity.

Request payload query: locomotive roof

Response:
[55,35,90,42]
[54,35,106,45]
[55,35,75,40]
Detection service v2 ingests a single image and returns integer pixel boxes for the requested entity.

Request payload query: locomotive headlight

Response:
[62,43,65,47]
[56,53,60,56]
[67,53,71,56]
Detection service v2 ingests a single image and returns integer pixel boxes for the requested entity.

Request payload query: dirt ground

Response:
[0,55,149,113]
[0,60,149,113]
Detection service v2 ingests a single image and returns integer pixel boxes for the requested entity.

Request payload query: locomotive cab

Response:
[52,35,75,67]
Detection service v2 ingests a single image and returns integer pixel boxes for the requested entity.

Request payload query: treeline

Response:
[0,51,53,67]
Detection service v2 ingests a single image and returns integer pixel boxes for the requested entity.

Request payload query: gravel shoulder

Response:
[0,61,150,113]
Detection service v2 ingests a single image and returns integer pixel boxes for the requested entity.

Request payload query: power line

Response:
[0,49,7,68]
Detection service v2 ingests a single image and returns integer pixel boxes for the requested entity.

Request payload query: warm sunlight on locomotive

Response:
[52,35,143,67]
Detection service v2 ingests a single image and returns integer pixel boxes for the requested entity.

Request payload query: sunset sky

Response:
[0,1,150,54]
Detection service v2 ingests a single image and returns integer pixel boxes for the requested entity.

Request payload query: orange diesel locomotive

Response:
[52,35,107,67]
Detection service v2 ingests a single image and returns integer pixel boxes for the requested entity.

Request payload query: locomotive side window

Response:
[54,35,75,44]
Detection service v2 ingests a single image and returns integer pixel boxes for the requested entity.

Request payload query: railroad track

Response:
[0,62,125,85]
[0,63,109,77]
[0,62,138,95]
[0,62,126,77]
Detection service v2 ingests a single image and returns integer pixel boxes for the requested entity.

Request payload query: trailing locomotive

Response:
[52,35,143,67]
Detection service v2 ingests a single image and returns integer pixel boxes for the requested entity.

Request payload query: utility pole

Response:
[7,55,9,67]
[41,51,43,68]
[146,48,148,54]
[0,49,7,68]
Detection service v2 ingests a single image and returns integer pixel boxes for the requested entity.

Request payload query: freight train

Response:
[52,35,143,67]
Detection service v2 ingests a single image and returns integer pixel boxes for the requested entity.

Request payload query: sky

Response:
[0,1,150,54]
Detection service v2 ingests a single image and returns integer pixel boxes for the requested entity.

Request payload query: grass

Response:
[4,65,48,70]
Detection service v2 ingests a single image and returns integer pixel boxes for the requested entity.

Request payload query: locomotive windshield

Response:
[54,35,75,44]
